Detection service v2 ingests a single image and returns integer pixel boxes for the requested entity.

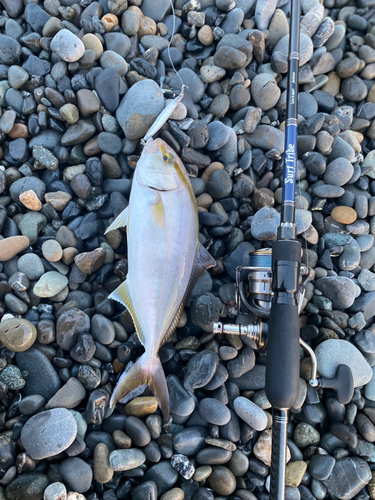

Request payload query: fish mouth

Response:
[148,186,170,192]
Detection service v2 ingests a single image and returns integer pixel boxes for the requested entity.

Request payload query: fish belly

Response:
[127,182,198,354]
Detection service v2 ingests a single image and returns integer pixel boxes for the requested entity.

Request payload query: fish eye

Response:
[163,153,174,163]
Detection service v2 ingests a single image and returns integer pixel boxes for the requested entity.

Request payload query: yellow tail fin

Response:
[110,353,170,420]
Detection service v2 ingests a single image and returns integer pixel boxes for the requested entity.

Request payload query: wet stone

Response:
[233,397,268,431]
[75,248,106,274]
[341,76,368,102]
[196,447,232,465]
[172,427,208,456]
[43,482,67,500]
[168,375,195,418]
[207,465,237,496]
[324,158,354,187]
[0,35,22,65]
[293,423,320,448]
[0,318,37,352]
[98,132,122,154]
[45,378,86,410]
[33,271,68,298]
[51,30,85,63]
[124,416,151,447]
[0,237,30,262]
[251,74,281,111]
[143,462,179,495]
[214,46,247,70]
[133,482,158,500]
[323,457,371,500]
[308,454,336,481]
[227,346,255,378]
[21,408,77,460]
[0,365,25,391]
[93,69,118,111]
[5,473,49,500]
[314,276,357,309]
[117,79,164,140]
[16,347,61,399]
[251,207,280,240]
[198,398,231,426]
[56,308,90,351]
[19,395,45,416]
[22,56,51,78]
[109,449,146,471]
[70,333,96,364]
[59,458,93,494]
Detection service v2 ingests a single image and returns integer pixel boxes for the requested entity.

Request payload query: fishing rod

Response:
[265,0,303,496]
[213,0,354,497]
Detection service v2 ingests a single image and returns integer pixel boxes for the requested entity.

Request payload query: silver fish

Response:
[142,85,187,144]
[105,138,216,419]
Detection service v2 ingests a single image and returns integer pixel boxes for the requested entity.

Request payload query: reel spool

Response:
[214,249,354,405]
[236,249,273,319]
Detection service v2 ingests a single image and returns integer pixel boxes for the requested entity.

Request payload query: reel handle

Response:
[318,365,354,405]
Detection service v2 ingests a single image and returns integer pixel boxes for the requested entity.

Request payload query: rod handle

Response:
[265,239,301,410]
[266,301,300,409]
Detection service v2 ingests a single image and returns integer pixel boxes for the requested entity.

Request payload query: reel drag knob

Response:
[315,364,354,405]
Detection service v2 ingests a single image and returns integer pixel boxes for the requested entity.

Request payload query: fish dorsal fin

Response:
[109,281,144,343]
[150,194,165,229]
[104,207,128,234]
[160,243,216,345]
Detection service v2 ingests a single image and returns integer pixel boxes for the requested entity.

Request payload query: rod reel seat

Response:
[213,249,354,405]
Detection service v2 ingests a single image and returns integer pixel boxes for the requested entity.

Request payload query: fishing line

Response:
[167,0,186,92]
[296,154,310,272]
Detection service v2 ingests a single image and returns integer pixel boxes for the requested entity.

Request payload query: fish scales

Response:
[106,138,216,418]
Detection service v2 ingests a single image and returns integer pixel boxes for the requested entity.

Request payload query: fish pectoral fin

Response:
[150,195,165,229]
[196,242,216,271]
[110,353,170,420]
[104,207,129,234]
[108,281,143,343]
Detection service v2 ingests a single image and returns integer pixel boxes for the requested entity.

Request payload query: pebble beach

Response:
[0,0,375,500]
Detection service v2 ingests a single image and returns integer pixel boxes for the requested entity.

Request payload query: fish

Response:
[105,138,216,419]
[142,85,187,145]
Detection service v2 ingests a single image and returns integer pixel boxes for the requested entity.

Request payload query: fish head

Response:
[137,138,189,192]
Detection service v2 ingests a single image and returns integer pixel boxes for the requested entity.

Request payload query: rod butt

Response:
[270,408,289,500]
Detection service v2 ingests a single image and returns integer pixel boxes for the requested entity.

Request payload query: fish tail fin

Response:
[110,353,170,420]
[148,356,170,421]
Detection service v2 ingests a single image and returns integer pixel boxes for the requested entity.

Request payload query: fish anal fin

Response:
[105,207,128,234]
[150,196,165,229]
[110,353,170,420]
[160,244,216,345]
[109,281,143,343]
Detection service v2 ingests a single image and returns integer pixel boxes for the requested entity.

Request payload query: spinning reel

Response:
[214,249,354,405]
